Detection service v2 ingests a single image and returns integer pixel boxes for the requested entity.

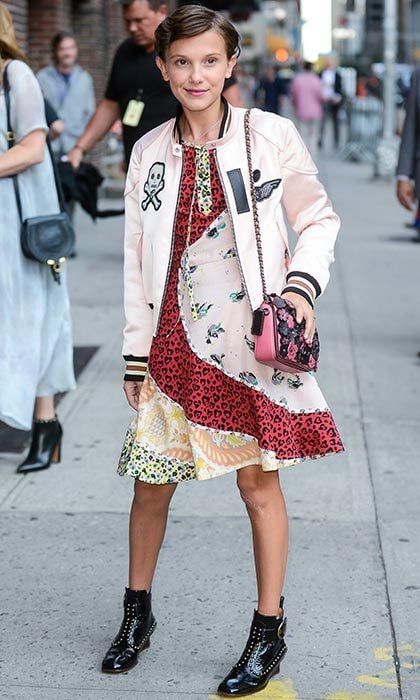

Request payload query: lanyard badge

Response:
[122,88,145,127]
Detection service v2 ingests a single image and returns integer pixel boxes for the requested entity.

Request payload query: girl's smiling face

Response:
[156,30,237,113]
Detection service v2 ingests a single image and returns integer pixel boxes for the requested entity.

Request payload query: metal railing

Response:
[341,96,384,163]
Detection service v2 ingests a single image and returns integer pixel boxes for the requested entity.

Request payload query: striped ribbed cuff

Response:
[281,285,314,308]
[123,355,148,382]
[283,271,321,307]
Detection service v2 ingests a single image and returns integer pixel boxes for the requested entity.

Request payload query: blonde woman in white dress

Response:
[0,4,75,471]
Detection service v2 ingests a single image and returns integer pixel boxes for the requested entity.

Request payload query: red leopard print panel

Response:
[148,146,344,460]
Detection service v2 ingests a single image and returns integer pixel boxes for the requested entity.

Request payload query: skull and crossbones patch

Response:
[141,162,165,211]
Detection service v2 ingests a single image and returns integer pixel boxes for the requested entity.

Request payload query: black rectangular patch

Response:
[251,309,265,336]
[227,169,250,214]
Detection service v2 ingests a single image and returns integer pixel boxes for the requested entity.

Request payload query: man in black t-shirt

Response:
[68,0,241,169]
[105,36,178,164]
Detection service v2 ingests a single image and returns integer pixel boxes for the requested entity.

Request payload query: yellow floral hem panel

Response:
[117,374,303,483]
[118,421,195,484]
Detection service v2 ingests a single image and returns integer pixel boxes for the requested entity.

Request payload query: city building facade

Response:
[4,0,125,100]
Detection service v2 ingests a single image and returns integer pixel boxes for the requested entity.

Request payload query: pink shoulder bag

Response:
[245,110,320,373]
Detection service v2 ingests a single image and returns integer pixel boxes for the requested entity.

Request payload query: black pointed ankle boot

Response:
[217,597,287,697]
[101,588,156,674]
[17,416,63,474]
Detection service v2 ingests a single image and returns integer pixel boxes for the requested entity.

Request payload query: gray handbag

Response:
[3,62,75,283]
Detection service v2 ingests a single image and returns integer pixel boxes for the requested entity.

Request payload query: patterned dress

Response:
[118,144,344,484]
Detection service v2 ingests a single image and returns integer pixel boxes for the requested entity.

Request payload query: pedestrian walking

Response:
[318,56,343,149]
[0,4,76,470]
[37,31,95,158]
[290,61,324,155]
[397,64,420,360]
[254,64,286,115]
[68,0,242,170]
[102,5,344,696]
[396,65,420,236]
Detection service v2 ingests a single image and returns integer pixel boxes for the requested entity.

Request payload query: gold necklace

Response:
[181,113,224,144]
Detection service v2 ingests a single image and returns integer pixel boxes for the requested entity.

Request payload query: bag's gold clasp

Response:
[47,256,66,273]
[47,257,66,283]
[6,130,14,142]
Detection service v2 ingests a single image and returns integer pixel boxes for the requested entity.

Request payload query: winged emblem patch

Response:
[255,178,282,202]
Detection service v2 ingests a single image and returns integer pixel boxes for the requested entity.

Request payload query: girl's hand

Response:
[281,291,316,343]
[124,380,143,411]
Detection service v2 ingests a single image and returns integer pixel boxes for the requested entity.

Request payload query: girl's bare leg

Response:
[129,480,178,591]
[34,395,56,420]
[236,465,288,616]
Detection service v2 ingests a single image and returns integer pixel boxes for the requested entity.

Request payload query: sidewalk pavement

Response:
[0,154,419,700]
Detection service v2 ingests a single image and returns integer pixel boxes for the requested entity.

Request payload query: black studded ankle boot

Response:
[17,416,62,474]
[101,588,156,674]
[217,596,287,697]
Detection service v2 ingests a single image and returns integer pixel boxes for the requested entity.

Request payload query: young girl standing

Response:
[102,6,344,696]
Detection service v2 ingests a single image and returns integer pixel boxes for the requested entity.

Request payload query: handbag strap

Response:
[3,61,68,218]
[244,109,268,301]
[3,62,24,222]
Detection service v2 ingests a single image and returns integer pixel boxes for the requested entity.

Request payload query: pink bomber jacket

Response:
[123,106,340,381]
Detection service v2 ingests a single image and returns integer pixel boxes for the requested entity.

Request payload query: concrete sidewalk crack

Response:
[336,254,403,700]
